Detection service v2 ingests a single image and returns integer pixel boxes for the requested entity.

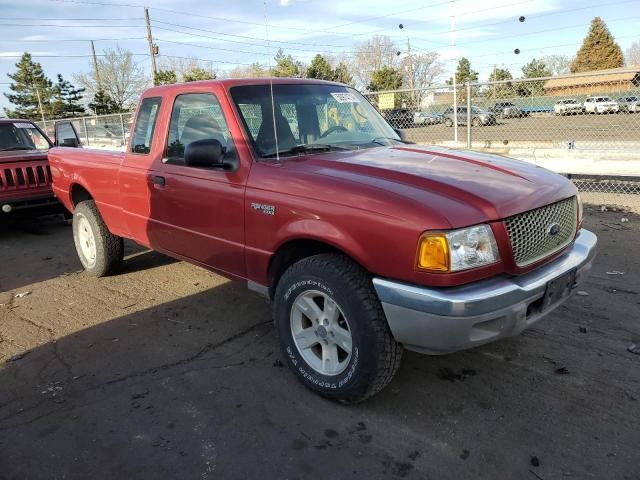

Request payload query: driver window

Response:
[166,93,235,165]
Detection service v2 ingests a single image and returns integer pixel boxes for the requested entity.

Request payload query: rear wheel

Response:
[273,254,403,403]
[444,118,453,127]
[73,200,124,277]
[472,117,482,127]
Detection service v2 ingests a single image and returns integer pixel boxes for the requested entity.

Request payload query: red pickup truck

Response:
[0,119,63,218]
[49,79,597,403]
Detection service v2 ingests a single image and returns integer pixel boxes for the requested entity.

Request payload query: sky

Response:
[1,0,639,112]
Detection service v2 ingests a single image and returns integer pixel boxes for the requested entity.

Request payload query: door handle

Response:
[152,175,166,187]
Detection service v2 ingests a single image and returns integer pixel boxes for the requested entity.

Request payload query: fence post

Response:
[82,117,90,146]
[119,113,126,147]
[466,83,472,149]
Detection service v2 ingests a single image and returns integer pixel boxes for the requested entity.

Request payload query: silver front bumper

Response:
[373,229,597,355]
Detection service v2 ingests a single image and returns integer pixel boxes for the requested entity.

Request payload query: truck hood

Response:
[285,145,576,228]
[0,149,48,164]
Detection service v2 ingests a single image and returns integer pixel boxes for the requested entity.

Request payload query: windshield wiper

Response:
[370,137,413,146]
[0,146,32,151]
[262,143,353,158]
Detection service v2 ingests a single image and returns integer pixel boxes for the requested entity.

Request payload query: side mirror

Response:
[61,137,79,148]
[394,128,408,141]
[184,138,225,168]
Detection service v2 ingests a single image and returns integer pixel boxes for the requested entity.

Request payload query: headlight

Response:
[417,225,500,272]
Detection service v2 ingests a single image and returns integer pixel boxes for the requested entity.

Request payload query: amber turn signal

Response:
[417,233,450,272]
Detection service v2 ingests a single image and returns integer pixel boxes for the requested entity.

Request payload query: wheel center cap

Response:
[316,326,328,339]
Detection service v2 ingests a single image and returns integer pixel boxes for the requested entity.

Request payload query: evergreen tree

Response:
[183,68,215,82]
[570,17,624,73]
[52,74,85,118]
[487,68,513,98]
[517,58,552,96]
[446,57,479,85]
[332,63,353,85]
[154,69,177,85]
[271,49,301,77]
[306,54,334,81]
[367,66,403,91]
[3,53,55,120]
[88,89,119,115]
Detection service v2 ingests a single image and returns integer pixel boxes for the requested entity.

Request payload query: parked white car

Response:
[617,96,640,113]
[554,99,583,115]
[583,96,619,114]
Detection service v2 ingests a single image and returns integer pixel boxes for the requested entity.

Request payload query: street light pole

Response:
[450,0,458,144]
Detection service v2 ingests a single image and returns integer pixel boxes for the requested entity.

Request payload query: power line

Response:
[46,0,452,37]
[0,23,141,28]
[450,14,640,49]
[2,17,143,20]
[152,21,347,49]
[0,37,146,42]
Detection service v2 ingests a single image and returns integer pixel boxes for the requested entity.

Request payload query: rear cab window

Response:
[130,97,161,154]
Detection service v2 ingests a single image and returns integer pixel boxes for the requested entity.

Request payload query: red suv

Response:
[0,119,63,218]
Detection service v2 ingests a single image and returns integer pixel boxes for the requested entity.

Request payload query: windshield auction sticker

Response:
[13,123,33,129]
[330,92,360,103]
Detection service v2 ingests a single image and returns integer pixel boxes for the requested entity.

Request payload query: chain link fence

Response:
[364,68,640,212]
[37,113,134,150]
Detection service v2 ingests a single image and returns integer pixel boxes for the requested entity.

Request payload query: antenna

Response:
[263,1,280,162]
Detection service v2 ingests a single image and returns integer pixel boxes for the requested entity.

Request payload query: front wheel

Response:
[73,200,124,277]
[273,254,403,403]
[444,118,453,127]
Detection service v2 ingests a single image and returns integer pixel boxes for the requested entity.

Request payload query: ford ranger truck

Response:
[48,79,597,403]
[0,119,63,218]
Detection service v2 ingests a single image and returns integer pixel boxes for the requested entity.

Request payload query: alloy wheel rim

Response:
[290,290,352,376]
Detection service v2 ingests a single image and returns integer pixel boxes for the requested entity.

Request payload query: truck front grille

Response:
[505,196,577,267]
[0,165,51,190]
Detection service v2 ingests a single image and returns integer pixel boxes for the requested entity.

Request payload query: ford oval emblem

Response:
[547,223,560,236]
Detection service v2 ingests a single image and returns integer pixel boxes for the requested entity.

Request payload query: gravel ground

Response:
[0,208,639,480]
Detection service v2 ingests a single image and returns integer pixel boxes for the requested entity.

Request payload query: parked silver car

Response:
[617,96,640,113]
[489,101,523,118]
[413,111,443,125]
[442,106,496,127]
[554,99,583,115]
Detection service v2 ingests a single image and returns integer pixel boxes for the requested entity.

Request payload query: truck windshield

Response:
[229,83,401,158]
[0,122,51,151]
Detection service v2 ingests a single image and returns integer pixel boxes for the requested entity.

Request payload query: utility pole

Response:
[144,7,158,85]
[407,37,413,90]
[492,64,496,97]
[450,0,458,144]
[90,40,101,89]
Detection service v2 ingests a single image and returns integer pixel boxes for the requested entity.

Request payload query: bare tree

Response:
[157,57,218,82]
[353,35,398,89]
[75,45,148,111]
[626,41,640,67]
[225,62,270,78]
[401,51,443,106]
[541,54,572,76]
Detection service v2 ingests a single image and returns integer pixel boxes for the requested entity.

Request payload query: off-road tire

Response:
[444,118,454,127]
[273,253,403,403]
[72,200,124,277]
